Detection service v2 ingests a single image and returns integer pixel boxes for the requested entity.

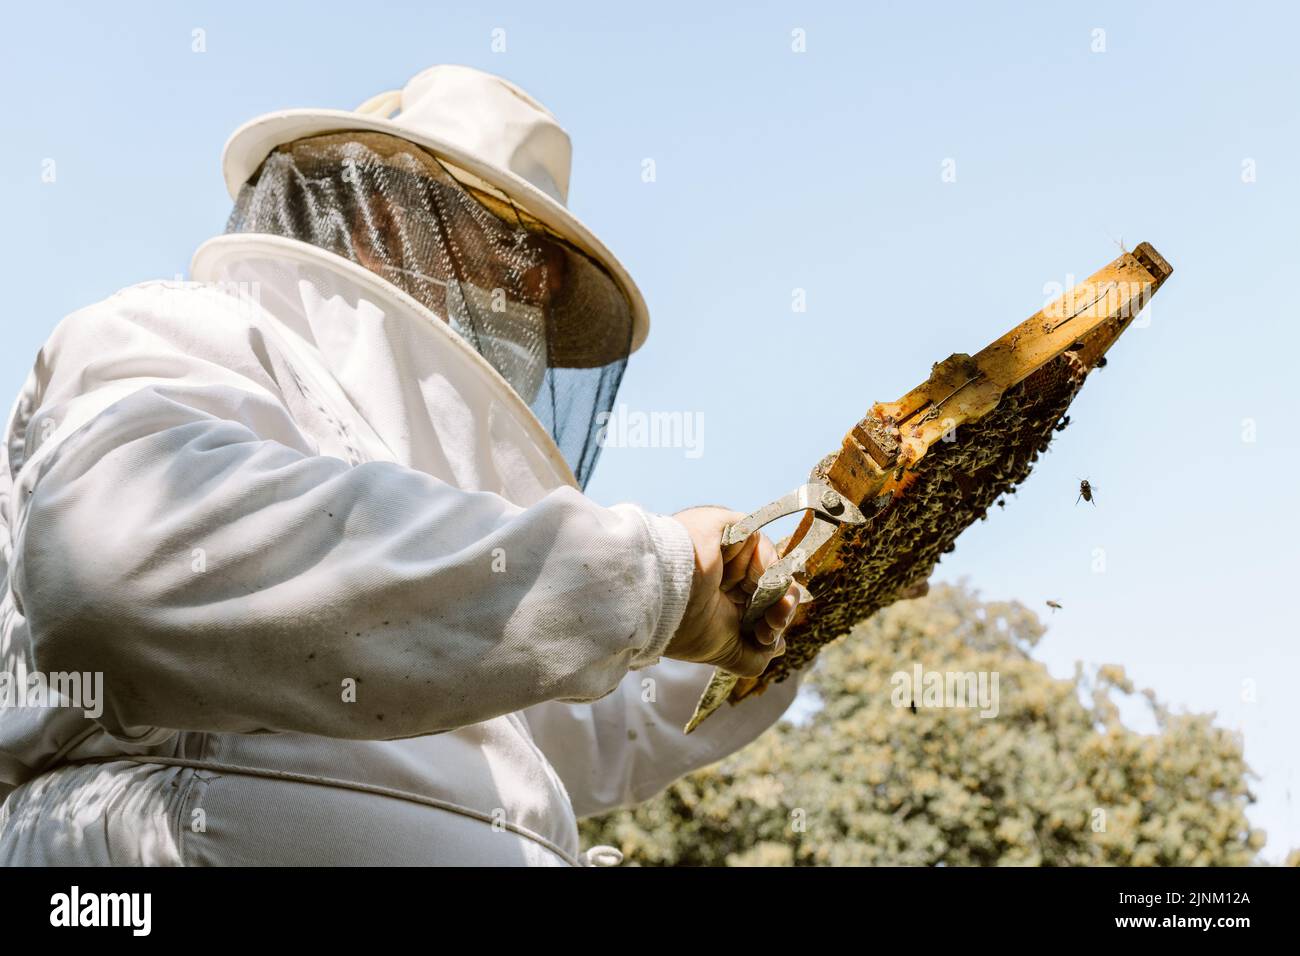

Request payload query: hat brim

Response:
[222,109,649,354]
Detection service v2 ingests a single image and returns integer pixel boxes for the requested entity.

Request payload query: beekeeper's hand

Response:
[665,506,800,677]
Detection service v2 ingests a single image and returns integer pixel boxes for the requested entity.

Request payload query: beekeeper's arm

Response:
[10,292,792,741]
[521,659,801,818]
[521,508,803,817]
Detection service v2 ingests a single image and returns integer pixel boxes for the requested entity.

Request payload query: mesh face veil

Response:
[225,131,633,488]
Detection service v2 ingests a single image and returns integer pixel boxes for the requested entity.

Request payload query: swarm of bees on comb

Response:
[760,350,1089,686]
[686,243,1173,733]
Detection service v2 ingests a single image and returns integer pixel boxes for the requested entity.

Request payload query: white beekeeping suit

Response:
[0,65,798,865]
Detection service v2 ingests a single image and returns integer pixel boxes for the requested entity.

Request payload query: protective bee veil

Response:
[227,131,633,487]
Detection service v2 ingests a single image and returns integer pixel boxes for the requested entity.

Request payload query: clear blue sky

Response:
[3,1,1296,859]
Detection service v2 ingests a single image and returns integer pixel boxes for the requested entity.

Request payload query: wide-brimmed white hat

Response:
[222,64,649,353]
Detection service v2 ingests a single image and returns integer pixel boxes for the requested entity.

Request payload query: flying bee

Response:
[1077,479,1096,505]
[910,699,918,715]
[1055,415,1071,432]
[1046,600,1063,612]
[1095,356,1108,369]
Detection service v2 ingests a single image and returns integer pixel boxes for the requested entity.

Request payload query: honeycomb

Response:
[760,349,1088,687]
[685,243,1171,732]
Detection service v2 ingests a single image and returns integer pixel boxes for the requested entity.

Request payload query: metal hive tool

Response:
[685,242,1174,733]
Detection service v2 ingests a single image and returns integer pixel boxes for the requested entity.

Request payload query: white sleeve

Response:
[11,374,696,741]
[519,658,802,818]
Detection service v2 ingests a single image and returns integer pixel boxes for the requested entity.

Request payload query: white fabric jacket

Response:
[0,235,798,865]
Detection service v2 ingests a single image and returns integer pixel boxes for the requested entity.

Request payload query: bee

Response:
[1046,600,1063,612]
[1077,479,1096,506]
[996,499,1006,508]
[910,699,918,715]
[1095,356,1108,369]
[1055,415,1071,432]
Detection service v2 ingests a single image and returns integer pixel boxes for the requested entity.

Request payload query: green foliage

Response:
[581,583,1264,866]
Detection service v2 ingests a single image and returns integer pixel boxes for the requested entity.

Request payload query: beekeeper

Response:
[0,65,801,865]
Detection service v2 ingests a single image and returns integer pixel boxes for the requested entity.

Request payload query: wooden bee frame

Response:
[687,243,1174,733]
